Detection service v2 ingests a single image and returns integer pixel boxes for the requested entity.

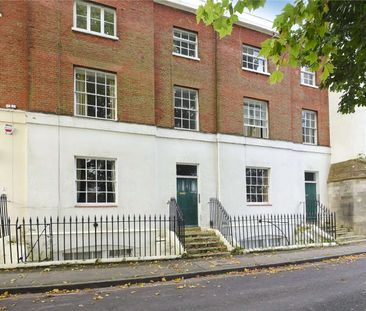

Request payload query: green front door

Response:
[177,178,198,227]
[305,182,317,221]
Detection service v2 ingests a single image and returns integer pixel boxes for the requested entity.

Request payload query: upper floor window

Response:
[302,110,317,145]
[173,28,198,60]
[244,98,268,138]
[242,45,268,74]
[300,67,316,87]
[246,168,269,203]
[174,86,198,131]
[74,67,117,120]
[73,1,117,39]
[76,157,116,204]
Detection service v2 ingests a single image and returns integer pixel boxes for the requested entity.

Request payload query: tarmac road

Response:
[1,255,366,311]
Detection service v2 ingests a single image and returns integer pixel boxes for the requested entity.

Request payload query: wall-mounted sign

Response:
[4,124,14,135]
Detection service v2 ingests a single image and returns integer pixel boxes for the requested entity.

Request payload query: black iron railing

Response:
[209,198,336,250]
[169,198,185,248]
[0,214,185,266]
[305,200,333,223]
[209,198,232,243]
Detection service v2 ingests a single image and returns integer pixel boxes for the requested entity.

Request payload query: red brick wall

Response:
[0,1,30,110]
[1,0,156,125]
[0,0,329,146]
[216,25,329,145]
[154,4,217,133]
[153,4,329,146]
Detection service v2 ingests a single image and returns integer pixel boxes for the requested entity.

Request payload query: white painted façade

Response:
[0,109,330,225]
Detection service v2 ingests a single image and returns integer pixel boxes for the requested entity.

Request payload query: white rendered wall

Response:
[329,91,366,163]
[218,135,330,216]
[0,110,27,218]
[3,111,330,224]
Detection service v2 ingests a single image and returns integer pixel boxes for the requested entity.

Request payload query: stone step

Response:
[187,246,228,255]
[336,228,350,232]
[185,236,219,243]
[337,238,366,245]
[188,251,231,258]
[182,227,229,258]
[336,228,351,233]
[185,227,201,231]
[337,235,366,242]
[337,232,361,239]
[337,232,354,237]
[185,240,223,248]
[184,231,216,238]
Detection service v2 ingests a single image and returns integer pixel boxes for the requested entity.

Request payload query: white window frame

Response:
[75,157,117,206]
[302,110,318,145]
[172,28,199,61]
[244,98,269,139]
[74,67,117,121]
[72,1,118,40]
[300,67,317,87]
[242,45,269,75]
[246,167,270,204]
[173,86,199,131]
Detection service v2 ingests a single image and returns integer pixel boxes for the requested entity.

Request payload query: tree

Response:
[197,0,366,114]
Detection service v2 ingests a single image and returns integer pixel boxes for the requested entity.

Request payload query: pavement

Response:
[1,242,366,294]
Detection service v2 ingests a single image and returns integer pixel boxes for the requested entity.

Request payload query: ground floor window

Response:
[76,157,116,204]
[246,168,269,203]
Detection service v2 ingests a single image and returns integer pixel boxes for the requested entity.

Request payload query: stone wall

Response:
[328,159,366,234]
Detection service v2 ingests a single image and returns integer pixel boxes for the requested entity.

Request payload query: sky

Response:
[252,0,293,21]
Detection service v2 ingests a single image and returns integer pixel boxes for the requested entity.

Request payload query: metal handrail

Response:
[168,198,185,248]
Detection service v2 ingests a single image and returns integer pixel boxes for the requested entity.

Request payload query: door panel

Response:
[177,178,198,226]
[305,183,317,221]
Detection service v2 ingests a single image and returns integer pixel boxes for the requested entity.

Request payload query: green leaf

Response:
[234,1,246,13]
[320,63,334,81]
[288,54,298,67]
[289,45,300,58]
[306,52,318,64]
[269,70,284,84]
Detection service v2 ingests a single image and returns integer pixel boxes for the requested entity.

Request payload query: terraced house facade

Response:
[0,0,330,226]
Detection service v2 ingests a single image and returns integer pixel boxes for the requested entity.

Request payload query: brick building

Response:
[0,0,330,226]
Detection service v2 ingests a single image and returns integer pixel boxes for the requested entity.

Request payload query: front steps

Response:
[336,226,366,244]
[184,227,230,258]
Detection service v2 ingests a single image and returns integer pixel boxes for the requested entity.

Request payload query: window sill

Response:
[75,204,118,208]
[246,203,272,207]
[72,27,119,41]
[174,127,199,132]
[74,114,118,122]
[242,68,270,76]
[302,142,318,146]
[244,135,269,140]
[300,83,319,89]
[172,52,200,61]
